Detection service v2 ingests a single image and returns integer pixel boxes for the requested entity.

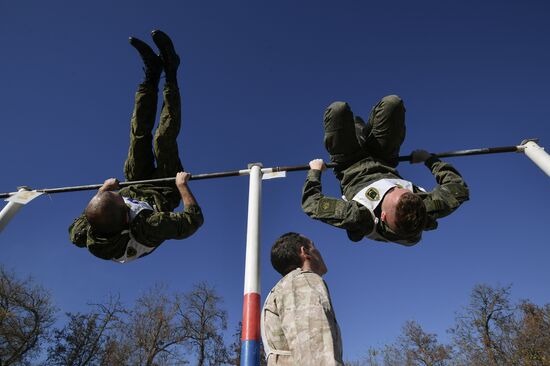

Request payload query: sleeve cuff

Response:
[307,169,322,180]
[184,204,202,214]
[424,156,441,170]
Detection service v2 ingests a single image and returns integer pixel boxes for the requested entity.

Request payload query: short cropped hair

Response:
[394,192,427,237]
[271,232,311,276]
[85,192,128,236]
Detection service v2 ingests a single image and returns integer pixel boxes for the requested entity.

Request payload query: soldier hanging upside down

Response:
[69,30,203,263]
[302,96,469,245]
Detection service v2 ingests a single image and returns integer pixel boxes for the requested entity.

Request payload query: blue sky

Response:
[1,0,549,361]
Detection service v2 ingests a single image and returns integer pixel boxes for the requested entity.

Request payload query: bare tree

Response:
[99,335,133,366]
[45,297,124,366]
[388,322,452,366]
[0,266,56,366]
[450,284,515,366]
[346,283,550,366]
[346,322,452,366]
[122,284,190,366]
[398,321,453,366]
[227,322,242,366]
[344,349,380,366]
[180,282,228,366]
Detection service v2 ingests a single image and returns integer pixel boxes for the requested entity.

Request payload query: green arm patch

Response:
[317,198,337,215]
[68,214,89,247]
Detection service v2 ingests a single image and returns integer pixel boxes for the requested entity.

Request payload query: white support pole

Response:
[244,163,262,297]
[241,163,263,365]
[0,201,24,233]
[0,188,28,233]
[522,140,550,177]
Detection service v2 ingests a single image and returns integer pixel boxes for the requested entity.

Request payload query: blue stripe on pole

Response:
[240,339,260,366]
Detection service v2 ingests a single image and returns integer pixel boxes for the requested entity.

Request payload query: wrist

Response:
[308,169,322,180]
[424,155,440,169]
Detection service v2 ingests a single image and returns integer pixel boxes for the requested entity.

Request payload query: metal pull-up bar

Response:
[1,141,544,200]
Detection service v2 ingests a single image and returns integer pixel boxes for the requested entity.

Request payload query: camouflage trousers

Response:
[123,82,183,208]
[323,95,406,170]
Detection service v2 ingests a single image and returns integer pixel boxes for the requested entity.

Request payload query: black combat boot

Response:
[129,37,163,85]
[151,30,180,83]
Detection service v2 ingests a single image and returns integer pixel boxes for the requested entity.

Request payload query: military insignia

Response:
[126,247,137,258]
[318,199,336,214]
[365,187,380,201]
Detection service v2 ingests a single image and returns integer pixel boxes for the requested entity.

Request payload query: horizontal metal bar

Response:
[0,144,527,199]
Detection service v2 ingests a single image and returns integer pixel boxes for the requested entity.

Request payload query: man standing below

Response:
[261,232,344,365]
[68,30,203,263]
[302,97,469,245]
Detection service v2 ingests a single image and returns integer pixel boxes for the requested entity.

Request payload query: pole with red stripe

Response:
[241,163,262,365]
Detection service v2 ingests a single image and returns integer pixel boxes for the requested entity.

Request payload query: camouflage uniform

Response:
[261,268,344,366]
[302,96,469,245]
[69,82,203,261]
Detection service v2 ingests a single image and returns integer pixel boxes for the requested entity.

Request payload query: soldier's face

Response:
[305,241,328,276]
[380,187,409,231]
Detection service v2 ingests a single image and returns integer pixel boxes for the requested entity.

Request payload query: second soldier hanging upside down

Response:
[69,30,203,263]
[302,96,469,245]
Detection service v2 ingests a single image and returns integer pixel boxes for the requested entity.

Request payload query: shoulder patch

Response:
[318,198,336,214]
[365,187,380,201]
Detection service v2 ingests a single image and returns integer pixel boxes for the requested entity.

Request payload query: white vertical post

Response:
[241,163,263,365]
[0,189,28,233]
[522,140,550,177]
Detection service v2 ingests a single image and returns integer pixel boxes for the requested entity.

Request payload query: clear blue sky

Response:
[1,0,549,361]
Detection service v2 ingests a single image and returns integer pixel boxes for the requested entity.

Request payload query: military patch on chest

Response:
[318,198,336,214]
[365,187,380,201]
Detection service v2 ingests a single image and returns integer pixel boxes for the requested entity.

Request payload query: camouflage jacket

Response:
[301,157,469,245]
[68,184,203,261]
[261,268,344,366]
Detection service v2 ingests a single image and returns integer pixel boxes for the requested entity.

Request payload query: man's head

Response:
[270,232,327,277]
[381,188,427,238]
[85,191,129,236]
